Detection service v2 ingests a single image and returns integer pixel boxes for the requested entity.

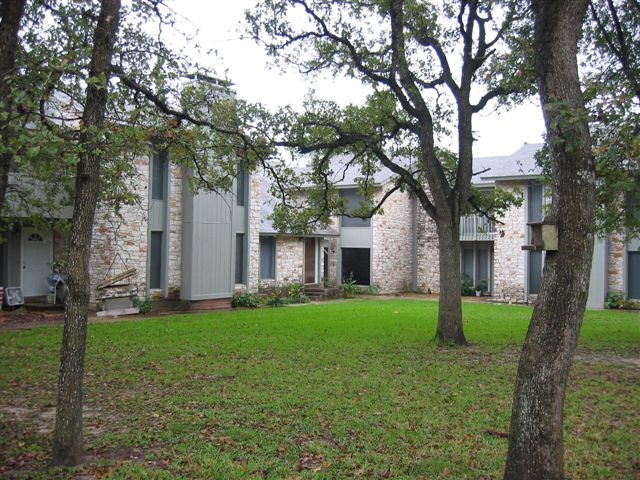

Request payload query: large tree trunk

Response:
[435,210,467,345]
[0,0,28,214]
[52,0,121,466]
[503,1,594,478]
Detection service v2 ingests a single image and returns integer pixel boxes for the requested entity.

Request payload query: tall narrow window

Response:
[340,189,371,227]
[527,183,543,294]
[149,231,163,289]
[628,252,640,300]
[152,150,167,200]
[236,163,246,206]
[235,233,245,284]
[259,236,275,279]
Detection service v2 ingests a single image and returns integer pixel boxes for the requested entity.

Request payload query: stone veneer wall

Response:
[274,236,304,286]
[607,234,625,293]
[415,209,440,294]
[165,163,183,299]
[371,187,413,292]
[492,181,527,303]
[247,175,262,293]
[89,155,150,301]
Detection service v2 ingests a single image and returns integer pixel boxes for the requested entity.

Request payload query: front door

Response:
[304,238,316,284]
[21,227,52,297]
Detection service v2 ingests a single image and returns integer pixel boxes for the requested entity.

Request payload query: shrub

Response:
[132,296,153,314]
[232,292,261,308]
[604,292,626,309]
[461,275,475,296]
[342,274,358,298]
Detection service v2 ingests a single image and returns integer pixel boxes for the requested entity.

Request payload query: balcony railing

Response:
[460,215,495,241]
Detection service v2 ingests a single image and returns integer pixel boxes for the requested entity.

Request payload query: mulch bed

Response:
[0,308,64,330]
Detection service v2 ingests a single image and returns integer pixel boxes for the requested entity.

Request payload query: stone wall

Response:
[607,234,625,293]
[89,156,149,301]
[247,175,262,293]
[166,164,183,298]
[274,236,304,286]
[415,209,439,294]
[371,187,413,292]
[492,181,527,303]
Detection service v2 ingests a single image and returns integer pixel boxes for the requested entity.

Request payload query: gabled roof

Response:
[473,143,544,185]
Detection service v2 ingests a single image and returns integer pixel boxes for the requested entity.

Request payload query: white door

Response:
[21,228,53,297]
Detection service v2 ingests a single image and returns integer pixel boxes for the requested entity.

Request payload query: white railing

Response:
[460,215,495,241]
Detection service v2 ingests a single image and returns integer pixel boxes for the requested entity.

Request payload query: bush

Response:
[132,296,153,314]
[232,292,261,308]
[461,275,475,296]
[342,274,358,298]
[604,292,626,309]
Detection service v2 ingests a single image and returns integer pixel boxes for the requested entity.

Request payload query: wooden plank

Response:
[97,268,137,290]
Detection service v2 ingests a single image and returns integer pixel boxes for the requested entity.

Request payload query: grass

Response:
[0,299,638,479]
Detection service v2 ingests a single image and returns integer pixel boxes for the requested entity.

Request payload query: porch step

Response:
[304,286,341,301]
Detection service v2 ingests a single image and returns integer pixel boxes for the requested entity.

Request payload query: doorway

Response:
[304,238,317,284]
[21,227,52,297]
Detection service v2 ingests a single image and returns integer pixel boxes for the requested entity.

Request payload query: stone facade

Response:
[247,175,262,293]
[371,187,413,292]
[492,181,527,303]
[89,156,150,300]
[165,164,184,298]
[415,208,440,294]
[607,234,625,293]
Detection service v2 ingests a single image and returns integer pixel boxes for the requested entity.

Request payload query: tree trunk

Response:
[435,210,467,345]
[504,1,594,478]
[52,0,121,466]
[0,0,28,214]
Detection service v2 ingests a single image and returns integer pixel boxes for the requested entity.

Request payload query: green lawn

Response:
[1,300,638,479]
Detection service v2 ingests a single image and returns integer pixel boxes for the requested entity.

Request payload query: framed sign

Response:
[5,287,24,306]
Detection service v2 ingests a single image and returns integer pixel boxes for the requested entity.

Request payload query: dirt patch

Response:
[0,308,64,330]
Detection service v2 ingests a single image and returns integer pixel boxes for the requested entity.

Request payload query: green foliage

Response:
[341,273,358,298]
[231,292,261,308]
[132,296,153,314]
[604,292,626,309]
[1,301,638,478]
[461,275,476,296]
[265,284,310,306]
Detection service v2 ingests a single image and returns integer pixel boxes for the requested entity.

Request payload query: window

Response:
[527,182,544,294]
[629,252,640,300]
[235,233,245,284]
[149,231,163,289]
[341,248,370,285]
[340,189,371,227]
[236,163,246,206]
[260,236,275,279]
[151,150,168,200]
[461,244,492,292]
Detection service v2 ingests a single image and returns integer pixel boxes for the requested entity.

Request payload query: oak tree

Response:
[247,0,532,345]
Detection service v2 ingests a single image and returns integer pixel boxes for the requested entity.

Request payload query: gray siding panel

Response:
[182,187,234,300]
[341,227,372,248]
[587,237,607,309]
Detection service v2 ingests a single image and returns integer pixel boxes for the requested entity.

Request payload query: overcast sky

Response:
[171,0,545,158]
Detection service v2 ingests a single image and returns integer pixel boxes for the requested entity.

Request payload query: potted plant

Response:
[476,279,488,296]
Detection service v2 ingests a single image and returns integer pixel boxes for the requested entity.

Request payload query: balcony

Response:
[460,215,495,241]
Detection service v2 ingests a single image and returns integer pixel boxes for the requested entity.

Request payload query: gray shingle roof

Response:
[473,143,544,185]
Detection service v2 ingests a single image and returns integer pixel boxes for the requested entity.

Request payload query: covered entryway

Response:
[304,238,317,284]
[21,227,52,297]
